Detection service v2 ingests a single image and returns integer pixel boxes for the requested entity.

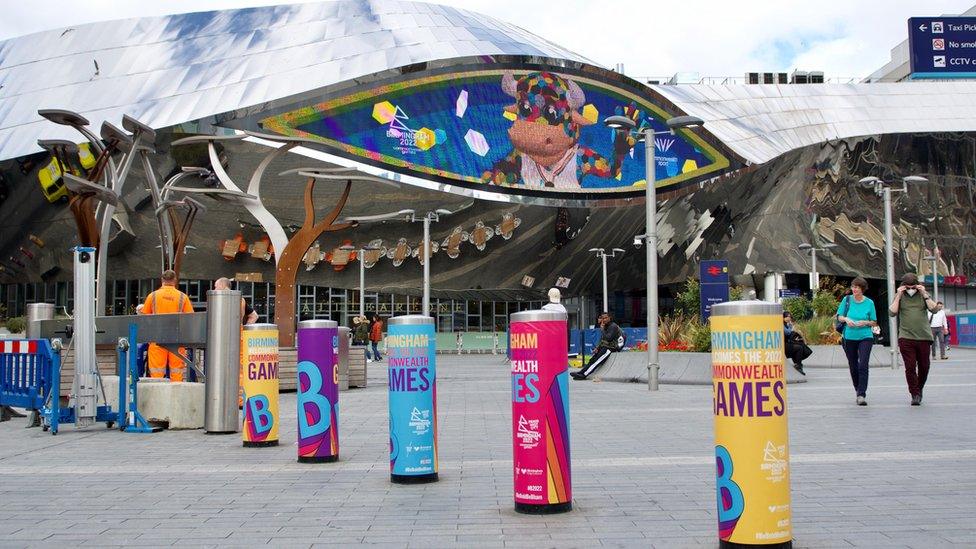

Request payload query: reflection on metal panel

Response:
[0,0,596,161]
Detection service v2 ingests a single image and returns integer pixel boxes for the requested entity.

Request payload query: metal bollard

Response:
[710,301,792,548]
[297,320,339,463]
[386,315,437,483]
[337,327,350,391]
[241,323,279,447]
[510,310,572,514]
[26,303,54,340]
[204,290,242,434]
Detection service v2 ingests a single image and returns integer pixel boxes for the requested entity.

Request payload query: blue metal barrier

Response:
[0,339,54,411]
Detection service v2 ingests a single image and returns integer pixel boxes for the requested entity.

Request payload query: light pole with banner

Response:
[859,175,928,369]
[604,114,705,391]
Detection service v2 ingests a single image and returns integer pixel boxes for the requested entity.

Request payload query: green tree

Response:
[675,278,700,317]
[811,291,839,317]
[782,297,813,321]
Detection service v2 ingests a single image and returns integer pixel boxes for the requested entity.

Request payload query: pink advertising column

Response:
[510,310,572,514]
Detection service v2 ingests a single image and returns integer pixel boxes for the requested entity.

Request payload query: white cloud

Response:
[0,0,973,79]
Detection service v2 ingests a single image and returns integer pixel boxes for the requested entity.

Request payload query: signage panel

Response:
[909,17,976,78]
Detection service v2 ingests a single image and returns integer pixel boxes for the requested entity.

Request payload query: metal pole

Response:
[645,129,659,391]
[810,249,818,293]
[601,252,609,313]
[423,214,431,316]
[932,240,939,303]
[883,187,898,370]
[359,250,366,318]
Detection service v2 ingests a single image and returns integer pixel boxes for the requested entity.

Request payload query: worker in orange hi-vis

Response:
[140,270,194,382]
[213,277,258,406]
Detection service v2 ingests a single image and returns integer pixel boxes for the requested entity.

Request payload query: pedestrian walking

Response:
[890,273,938,406]
[369,314,384,361]
[929,301,949,360]
[353,316,371,360]
[571,311,623,380]
[836,277,877,406]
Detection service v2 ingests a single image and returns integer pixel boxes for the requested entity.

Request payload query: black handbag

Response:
[834,296,851,334]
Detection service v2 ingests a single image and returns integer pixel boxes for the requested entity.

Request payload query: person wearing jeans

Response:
[929,302,948,360]
[836,277,878,406]
[890,273,938,406]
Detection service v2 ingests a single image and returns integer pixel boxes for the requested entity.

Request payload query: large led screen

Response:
[261,69,732,201]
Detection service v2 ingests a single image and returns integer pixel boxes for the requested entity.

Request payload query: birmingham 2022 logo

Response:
[715,445,745,540]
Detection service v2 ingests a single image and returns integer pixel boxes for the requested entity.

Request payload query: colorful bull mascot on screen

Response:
[482,71,636,189]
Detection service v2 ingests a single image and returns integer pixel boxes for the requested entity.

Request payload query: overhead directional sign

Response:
[909,17,976,78]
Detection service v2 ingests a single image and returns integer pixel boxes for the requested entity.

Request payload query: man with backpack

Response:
[572,311,624,380]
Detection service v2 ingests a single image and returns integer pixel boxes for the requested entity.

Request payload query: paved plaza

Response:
[1,350,974,548]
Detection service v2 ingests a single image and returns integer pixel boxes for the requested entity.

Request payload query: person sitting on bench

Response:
[572,311,623,380]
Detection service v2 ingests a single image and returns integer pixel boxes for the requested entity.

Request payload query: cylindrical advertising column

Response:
[241,323,280,447]
[297,320,339,462]
[386,315,437,483]
[510,310,572,514]
[204,289,242,434]
[710,301,792,548]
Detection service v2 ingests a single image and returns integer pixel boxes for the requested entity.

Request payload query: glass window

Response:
[467,315,480,332]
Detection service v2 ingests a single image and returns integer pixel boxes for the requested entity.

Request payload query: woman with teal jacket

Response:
[836,277,878,406]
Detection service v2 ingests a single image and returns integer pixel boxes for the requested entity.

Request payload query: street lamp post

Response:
[604,114,705,391]
[588,248,625,312]
[798,243,837,293]
[410,209,451,316]
[923,242,939,304]
[859,175,928,370]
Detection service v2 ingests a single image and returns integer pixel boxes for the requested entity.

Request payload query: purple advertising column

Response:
[297,319,340,463]
[510,310,571,514]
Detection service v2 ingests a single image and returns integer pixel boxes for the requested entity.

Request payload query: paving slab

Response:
[1,351,975,547]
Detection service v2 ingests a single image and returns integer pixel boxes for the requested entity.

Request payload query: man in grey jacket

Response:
[572,311,623,380]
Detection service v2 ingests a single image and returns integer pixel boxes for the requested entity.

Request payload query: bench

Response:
[592,351,808,385]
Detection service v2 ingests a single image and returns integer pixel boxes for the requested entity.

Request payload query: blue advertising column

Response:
[386,315,438,484]
[296,319,339,463]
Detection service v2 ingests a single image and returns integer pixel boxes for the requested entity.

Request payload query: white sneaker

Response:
[366,358,373,363]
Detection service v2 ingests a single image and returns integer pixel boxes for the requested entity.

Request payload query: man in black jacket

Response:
[572,311,623,380]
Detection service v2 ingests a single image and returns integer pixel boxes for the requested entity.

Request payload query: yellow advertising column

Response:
[241,323,280,447]
[710,301,792,548]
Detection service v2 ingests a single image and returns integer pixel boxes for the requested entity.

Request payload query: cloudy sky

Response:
[0,0,972,79]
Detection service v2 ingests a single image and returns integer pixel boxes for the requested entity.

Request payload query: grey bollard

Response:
[204,289,242,434]
[337,327,350,391]
[26,303,55,339]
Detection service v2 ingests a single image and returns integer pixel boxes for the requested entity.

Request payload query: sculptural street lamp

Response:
[603,114,705,391]
[859,175,928,369]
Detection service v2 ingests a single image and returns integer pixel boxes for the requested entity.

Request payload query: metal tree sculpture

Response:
[172,132,398,346]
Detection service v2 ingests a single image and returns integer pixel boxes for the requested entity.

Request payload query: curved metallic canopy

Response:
[0,0,594,162]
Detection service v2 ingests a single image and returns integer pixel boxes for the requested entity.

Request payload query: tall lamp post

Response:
[357,244,383,318]
[604,114,705,391]
[859,175,928,370]
[923,242,939,304]
[588,248,625,312]
[798,243,837,293]
[339,209,415,317]
[410,209,452,316]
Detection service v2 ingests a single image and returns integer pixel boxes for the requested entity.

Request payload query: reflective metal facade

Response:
[656,82,976,165]
[0,0,594,161]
